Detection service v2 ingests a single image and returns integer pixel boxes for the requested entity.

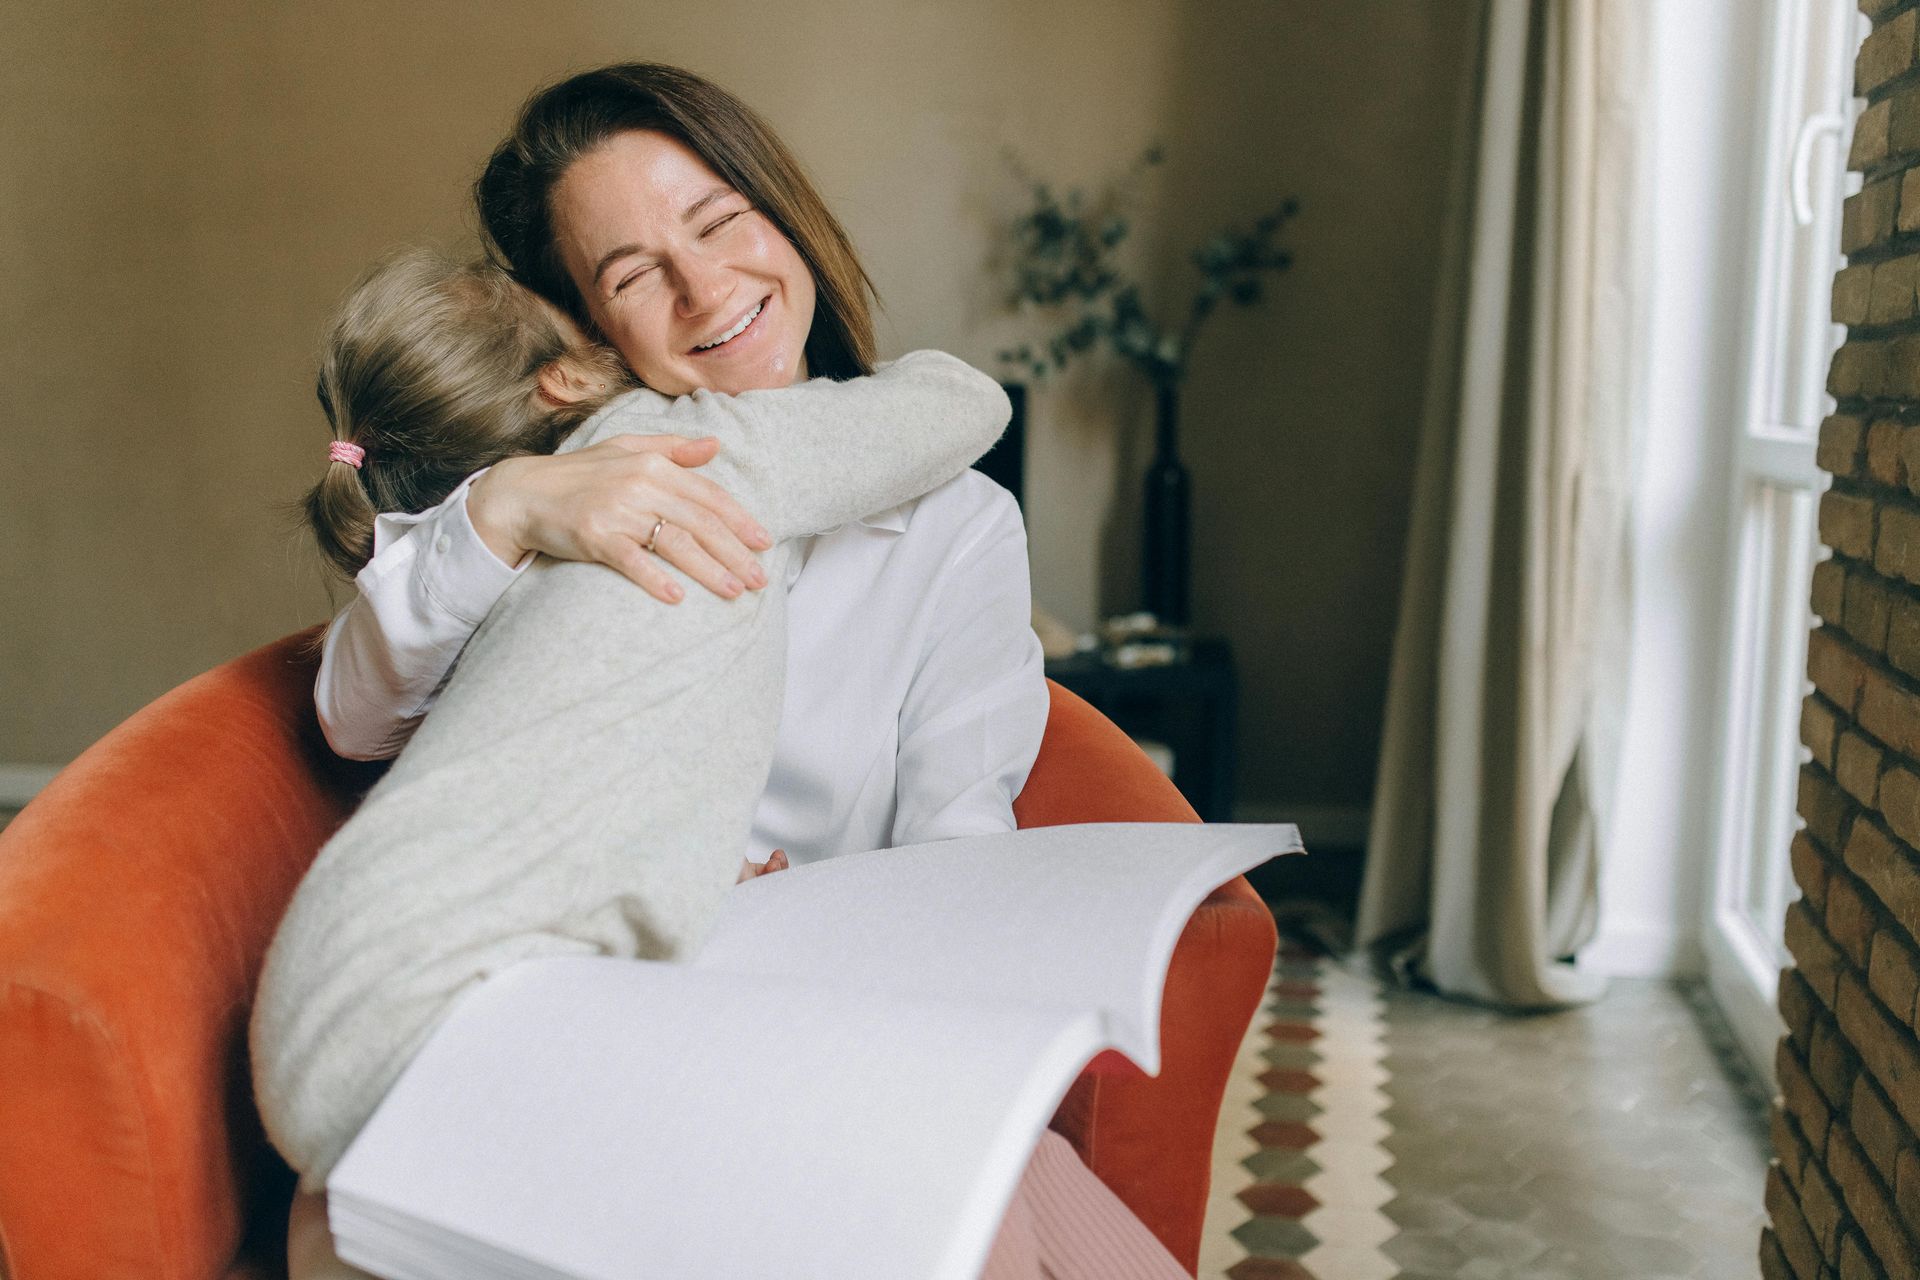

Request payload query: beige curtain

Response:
[1355,0,1651,1009]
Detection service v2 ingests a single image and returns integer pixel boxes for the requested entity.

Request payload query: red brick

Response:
[1822,415,1869,476]
[1812,1012,1864,1106]
[1815,563,1849,628]
[1839,1230,1878,1280]
[1780,1034,1834,1152]
[1856,666,1920,755]
[1809,630,1869,716]
[1774,1103,1809,1191]
[1783,967,1824,1053]
[1767,1162,1825,1280]
[1794,831,1836,913]
[1875,504,1920,584]
[1805,696,1842,770]
[1844,572,1895,652]
[1804,765,1857,852]
[1830,1124,1920,1277]
[1836,729,1886,805]
[1871,260,1920,327]
[1858,7,1920,94]
[1828,872,1878,968]
[1848,1074,1909,1189]
[1904,164,1920,233]
[1799,1151,1846,1257]
[1842,817,1920,937]
[1897,1145,1920,1229]
[1867,928,1920,1026]
[1844,176,1901,255]
[1835,970,1920,1135]
[1787,898,1847,1008]
[1833,340,1885,400]
[1838,263,1878,327]
[1877,762,1920,847]
[1825,490,1878,559]
[1888,331,1920,397]
[1887,594,1920,676]
[1853,99,1892,173]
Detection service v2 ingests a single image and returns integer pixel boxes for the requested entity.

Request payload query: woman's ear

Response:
[536,355,613,406]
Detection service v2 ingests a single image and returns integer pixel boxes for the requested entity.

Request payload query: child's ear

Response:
[535,356,612,406]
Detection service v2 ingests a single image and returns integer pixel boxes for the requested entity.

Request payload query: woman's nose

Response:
[673,253,730,319]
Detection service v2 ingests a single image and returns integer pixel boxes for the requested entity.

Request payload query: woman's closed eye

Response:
[702,211,745,237]
[612,263,657,296]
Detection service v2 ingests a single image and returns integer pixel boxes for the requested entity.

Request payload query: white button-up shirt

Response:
[315,466,1050,866]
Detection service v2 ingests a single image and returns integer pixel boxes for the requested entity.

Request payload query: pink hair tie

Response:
[328,441,366,469]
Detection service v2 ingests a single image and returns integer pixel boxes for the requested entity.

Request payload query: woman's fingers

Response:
[736,849,789,884]
[652,492,770,593]
[598,535,686,604]
[646,520,747,600]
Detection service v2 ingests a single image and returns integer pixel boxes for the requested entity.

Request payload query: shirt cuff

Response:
[416,471,529,625]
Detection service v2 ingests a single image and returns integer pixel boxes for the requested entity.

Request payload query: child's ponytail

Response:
[300,247,633,579]
[303,374,381,578]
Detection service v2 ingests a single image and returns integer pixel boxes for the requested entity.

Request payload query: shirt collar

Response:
[856,500,912,534]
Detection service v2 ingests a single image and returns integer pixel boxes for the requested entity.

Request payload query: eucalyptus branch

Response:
[998,147,1298,395]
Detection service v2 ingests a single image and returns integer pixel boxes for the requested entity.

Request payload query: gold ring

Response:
[644,516,668,553]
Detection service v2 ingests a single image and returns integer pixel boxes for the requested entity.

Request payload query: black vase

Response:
[1141,380,1191,625]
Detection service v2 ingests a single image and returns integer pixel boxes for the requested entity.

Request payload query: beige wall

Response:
[0,1,1468,815]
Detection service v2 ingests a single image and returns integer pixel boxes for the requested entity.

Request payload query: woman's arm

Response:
[891,478,1050,845]
[313,352,1010,760]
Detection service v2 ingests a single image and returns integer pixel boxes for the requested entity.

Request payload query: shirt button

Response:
[435,535,452,554]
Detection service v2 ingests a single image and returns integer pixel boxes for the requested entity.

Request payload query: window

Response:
[1706,0,1865,1069]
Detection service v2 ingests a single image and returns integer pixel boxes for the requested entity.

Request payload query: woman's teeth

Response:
[695,300,764,351]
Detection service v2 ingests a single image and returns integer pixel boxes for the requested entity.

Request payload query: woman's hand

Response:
[468,435,775,605]
[735,848,789,884]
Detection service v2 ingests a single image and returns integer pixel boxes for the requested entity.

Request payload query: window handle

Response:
[1790,112,1847,227]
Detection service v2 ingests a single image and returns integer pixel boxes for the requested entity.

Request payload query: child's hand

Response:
[735,848,789,884]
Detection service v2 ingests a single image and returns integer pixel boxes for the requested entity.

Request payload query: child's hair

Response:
[304,247,635,578]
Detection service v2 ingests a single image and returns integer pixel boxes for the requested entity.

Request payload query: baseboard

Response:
[1576,916,1704,979]
[0,764,61,809]
[1230,802,1370,850]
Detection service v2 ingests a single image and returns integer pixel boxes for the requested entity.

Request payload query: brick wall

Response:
[1765,3,1920,1277]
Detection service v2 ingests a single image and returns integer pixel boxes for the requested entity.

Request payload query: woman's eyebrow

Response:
[680,185,735,223]
[590,186,740,288]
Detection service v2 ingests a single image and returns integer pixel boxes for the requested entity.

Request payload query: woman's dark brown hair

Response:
[474,62,878,382]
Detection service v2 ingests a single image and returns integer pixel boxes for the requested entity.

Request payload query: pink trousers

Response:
[289,1127,1186,1279]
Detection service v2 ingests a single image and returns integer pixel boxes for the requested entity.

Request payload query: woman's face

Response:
[550,129,816,397]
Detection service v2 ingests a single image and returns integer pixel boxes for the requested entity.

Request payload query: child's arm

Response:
[313,351,1009,760]
[568,350,1010,543]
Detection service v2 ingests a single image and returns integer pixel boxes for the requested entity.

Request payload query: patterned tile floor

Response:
[1204,949,1773,1280]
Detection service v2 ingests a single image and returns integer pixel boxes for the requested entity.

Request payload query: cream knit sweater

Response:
[250,352,1010,1191]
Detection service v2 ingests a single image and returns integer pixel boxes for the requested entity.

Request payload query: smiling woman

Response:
[549,129,819,395]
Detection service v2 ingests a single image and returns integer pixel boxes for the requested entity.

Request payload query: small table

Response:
[1044,637,1238,822]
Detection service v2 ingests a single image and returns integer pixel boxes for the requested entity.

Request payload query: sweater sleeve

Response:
[313,352,1011,761]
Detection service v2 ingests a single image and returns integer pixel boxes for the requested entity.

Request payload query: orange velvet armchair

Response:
[0,629,1277,1280]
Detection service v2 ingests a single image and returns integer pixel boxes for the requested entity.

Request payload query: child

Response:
[259,248,1186,1279]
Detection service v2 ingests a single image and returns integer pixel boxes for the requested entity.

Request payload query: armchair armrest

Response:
[0,630,370,1280]
[1015,681,1278,1277]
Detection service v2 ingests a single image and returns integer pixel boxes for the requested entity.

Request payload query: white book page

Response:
[695,822,1301,1073]
[327,954,1108,1280]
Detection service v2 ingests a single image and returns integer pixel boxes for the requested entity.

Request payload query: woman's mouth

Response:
[691,297,768,355]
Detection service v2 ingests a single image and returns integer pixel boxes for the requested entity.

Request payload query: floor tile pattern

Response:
[1376,977,1770,1280]
[1200,946,1394,1280]
[1201,946,1773,1280]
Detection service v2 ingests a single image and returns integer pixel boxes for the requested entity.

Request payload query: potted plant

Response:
[1000,146,1297,626]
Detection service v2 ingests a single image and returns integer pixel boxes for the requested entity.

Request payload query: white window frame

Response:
[1704,0,1865,1074]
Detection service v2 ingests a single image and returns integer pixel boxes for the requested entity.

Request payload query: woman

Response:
[287,62,1184,1279]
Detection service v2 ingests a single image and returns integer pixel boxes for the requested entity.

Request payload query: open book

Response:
[324,821,1303,1280]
